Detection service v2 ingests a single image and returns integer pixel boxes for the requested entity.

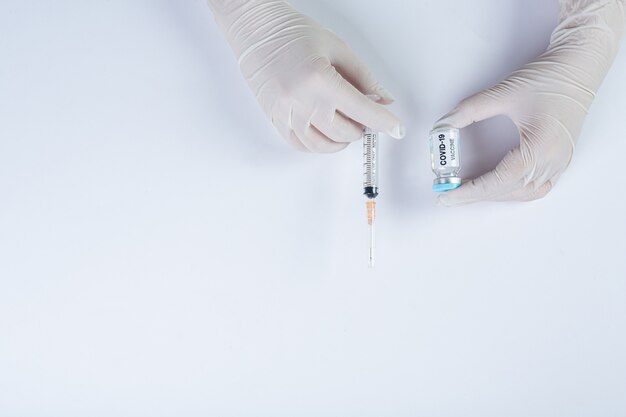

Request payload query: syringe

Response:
[363,127,379,268]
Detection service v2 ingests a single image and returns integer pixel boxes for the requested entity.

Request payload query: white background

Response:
[1,0,625,416]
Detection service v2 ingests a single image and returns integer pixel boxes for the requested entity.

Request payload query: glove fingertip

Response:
[437,182,475,206]
[388,124,406,139]
[373,85,396,104]
[432,107,465,130]
[376,97,395,105]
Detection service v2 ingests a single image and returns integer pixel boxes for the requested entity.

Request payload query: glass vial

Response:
[429,128,462,192]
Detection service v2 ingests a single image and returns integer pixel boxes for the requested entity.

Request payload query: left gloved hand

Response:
[207,0,404,153]
[434,0,625,205]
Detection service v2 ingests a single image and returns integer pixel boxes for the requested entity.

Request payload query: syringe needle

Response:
[369,222,375,268]
[366,201,376,268]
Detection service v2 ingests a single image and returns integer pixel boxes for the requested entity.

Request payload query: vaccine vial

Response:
[430,128,462,192]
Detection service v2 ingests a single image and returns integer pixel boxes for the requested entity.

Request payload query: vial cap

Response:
[433,183,462,193]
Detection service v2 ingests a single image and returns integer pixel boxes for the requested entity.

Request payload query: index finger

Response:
[333,73,405,139]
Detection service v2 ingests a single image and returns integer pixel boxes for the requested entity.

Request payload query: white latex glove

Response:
[208,0,405,153]
[434,0,625,205]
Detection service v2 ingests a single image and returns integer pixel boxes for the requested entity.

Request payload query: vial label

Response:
[434,131,459,169]
[430,128,462,191]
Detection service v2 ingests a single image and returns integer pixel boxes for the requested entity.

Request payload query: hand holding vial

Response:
[432,0,625,205]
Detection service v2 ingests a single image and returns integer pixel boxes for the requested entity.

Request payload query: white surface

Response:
[1,1,625,416]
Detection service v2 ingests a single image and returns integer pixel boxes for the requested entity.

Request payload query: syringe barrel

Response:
[363,127,379,199]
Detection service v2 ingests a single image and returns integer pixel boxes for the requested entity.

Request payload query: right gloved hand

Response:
[433,0,625,205]
[207,0,405,153]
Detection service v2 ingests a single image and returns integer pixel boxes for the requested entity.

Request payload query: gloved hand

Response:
[207,0,405,153]
[434,0,625,205]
